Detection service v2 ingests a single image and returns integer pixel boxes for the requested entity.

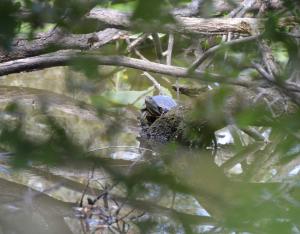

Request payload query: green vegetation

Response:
[0,0,300,233]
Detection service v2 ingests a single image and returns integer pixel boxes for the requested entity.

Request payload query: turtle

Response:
[140,95,177,126]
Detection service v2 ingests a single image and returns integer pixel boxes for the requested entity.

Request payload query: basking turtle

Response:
[139,95,217,148]
[141,95,177,126]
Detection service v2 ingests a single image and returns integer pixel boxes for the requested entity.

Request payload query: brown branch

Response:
[213,0,282,13]
[188,34,260,72]
[252,62,300,106]
[141,72,160,90]
[86,5,296,36]
[0,50,256,88]
[166,33,174,65]
[229,0,257,17]
[1,2,287,65]
[0,28,124,63]
[127,33,150,52]
[172,0,203,16]
[151,33,163,62]
[257,40,280,77]
[87,7,259,35]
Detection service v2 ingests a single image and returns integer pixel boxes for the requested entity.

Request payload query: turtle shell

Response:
[150,95,177,113]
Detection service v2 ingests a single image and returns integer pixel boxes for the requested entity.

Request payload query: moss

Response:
[139,105,216,148]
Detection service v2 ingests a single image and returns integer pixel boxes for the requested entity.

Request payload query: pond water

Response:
[0,68,299,233]
[0,68,207,233]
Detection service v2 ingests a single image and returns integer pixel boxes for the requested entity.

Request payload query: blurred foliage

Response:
[132,0,165,21]
[0,113,85,167]
[70,57,100,80]
[0,0,21,50]
[1,0,300,233]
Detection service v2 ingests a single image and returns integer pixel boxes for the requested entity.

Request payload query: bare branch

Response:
[127,33,150,52]
[125,38,150,61]
[151,33,163,62]
[87,8,259,35]
[172,0,204,16]
[214,0,282,13]
[166,34,174,66]
[230,0,257,17]
[0,28,124,63]
[188,34,260,72]
[257,40,280,77]
[142,72,161,93]
[252,61,276,82]
[0,50,256,87]
[252,62,300,106]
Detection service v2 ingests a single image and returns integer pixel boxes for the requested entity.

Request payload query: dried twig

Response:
[252,62,300,106]
[127,33,150,52]
[166,33,174,66]
[142,72,162,93]
[188,35,260,72]
[151,33,163,62]
[172,0,203,16]
[257,40,280,77]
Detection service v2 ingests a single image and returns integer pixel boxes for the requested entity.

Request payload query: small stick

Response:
[151,33,163,62]
[127,33,150,52]
[188,35,260,72]
[166,33,174,65]
[142,72,162,93]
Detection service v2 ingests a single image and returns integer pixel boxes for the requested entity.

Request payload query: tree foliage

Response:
[1,0,300,233]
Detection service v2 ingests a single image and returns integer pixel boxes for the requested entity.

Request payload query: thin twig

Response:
[257,39,279,77]
[252,62,300,106]
[142,72,162,93]
[151,33,163,62]
[88,145,156,154]
[225,0,256,56]
[133,49,149,61]
[188,35,260,72]
[166,33,174,65]
[92,182,119,204]
[229,4,244,17]
[79,172,91,207]
[127,33,150,52]
[125,37,149,61]
[172,0,203,16]
[236,0,257,17]
[252,62,275,81]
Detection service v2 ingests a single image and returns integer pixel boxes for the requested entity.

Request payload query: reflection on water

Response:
[1,68,300,233]
[0,143,216,233]
[1,67,90,103]
[0,177,74,234]
[1,137,300,233]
